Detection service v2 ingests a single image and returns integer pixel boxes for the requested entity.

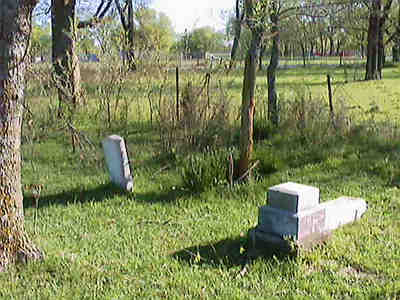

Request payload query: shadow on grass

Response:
[172,236,293,269]
[134,188,188,204]
[23,183,126,209]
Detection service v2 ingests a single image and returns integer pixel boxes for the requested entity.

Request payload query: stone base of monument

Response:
[248,182,367,255]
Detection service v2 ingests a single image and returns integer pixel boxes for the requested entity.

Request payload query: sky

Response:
[150,0,234,34]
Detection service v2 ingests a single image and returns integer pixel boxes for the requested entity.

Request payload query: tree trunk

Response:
[51,0,81,108]
[115,0,137,71]
[267,12,280,126]
[300,43,307,67]
[237,0,260,179]
[365,0,381,80]
[310,42,314,59]
[126,0,136,71]
[259,44,266,71]
[319,32,325,56]
[238,33,260,178]
[336,40,342,57]
[393,46,399,62]
[378,0,393,70]
[329,36,334,56]
[377,9,385,75]
[283,43,289,57]
[365,0,393,79]
[229,0,244,70]
[0,0,43,271]
[394,1,400,62]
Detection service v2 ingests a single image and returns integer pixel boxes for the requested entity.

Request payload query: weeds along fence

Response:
[24,53,239,152]
[24,54,400,160]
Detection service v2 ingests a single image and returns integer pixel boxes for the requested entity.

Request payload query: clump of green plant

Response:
[254,146,287,175]
[253,117,277,142]
[181,148,235,193]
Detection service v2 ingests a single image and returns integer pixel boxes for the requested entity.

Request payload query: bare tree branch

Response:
[77,0,113,28]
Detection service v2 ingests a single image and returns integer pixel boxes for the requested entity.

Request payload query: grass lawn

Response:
[0,60,399,299]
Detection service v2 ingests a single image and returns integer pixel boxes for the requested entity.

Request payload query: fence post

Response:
[327,74,336,129]
[176,66,180,122]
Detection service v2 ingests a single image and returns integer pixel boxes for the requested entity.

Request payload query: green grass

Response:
[0,60,399,299]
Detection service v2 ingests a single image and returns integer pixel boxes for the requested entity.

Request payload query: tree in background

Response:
[229,0,245,69]
[0,0,43,271]
[267,1,280,126]
[77,28,98,59]
[393,1,400,61]
[51,0,82,108]
[135,8,175,55]
[51,0,114,110]
[365,0,394,80]
[31,25,51,61]
[190,27,227,54]
[114,0,152,71]
[174,26,227,56]
[226,17,253,61]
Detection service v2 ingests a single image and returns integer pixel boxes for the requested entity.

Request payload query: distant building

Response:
[79,53,100,62]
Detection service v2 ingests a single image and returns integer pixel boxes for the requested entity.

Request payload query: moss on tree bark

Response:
[0,0,43,271]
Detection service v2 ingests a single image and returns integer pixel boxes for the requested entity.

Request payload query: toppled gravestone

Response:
[249,182,367,253]
[102,135,133,192]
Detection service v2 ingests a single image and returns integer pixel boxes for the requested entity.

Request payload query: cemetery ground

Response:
[0,59,399,299]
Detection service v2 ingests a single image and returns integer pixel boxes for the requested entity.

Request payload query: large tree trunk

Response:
[237,0,261,179]
[51,0,81,107]
[0,0,43,271]
[267,11,280,126]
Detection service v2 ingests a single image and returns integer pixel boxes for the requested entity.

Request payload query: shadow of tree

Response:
[23,183,127,209]
[23,180,189,210]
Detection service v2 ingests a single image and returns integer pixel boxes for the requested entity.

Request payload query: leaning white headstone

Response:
[102,135,133,191]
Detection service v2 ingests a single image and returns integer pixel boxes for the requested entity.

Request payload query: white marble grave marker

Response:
[268,182,320,213]
[249,182,367,252]
[102,135,133,191]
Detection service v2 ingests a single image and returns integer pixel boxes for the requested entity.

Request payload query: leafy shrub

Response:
[254,146,287,175]
[181,148,235,193]
[253,117,276,142]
